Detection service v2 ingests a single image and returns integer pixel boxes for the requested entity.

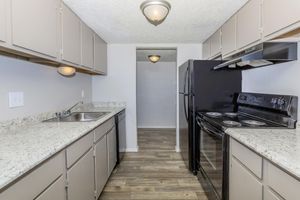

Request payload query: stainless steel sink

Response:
[43,112,109,122]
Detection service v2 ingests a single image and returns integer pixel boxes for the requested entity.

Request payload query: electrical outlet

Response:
[9,92,24,108]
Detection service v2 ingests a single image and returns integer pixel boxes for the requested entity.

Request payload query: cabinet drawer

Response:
[66,132,93,168]
[94,118,114,142]
[0,152,65,200]
[231,139,262,179]
[35,176,66,200]
[266,161,300,200]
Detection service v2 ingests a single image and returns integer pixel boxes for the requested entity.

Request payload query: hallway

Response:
[99,129,208,200]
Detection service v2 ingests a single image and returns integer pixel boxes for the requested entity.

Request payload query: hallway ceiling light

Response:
[57,65,76,77]
[140,0,171,26]
[148,55,161,63]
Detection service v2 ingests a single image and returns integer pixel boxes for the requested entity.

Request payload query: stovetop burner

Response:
[206,112,222,118]
[222,120,241,127]
[224,112,238,118]
[241,120,267,126]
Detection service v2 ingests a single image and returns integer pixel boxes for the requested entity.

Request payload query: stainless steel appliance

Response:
[196,92,298,200]
[214,42,297,70]
[115,110,126,164]
[179,60,242,174]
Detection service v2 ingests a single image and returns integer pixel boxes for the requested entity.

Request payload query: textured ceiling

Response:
[63,0,248,43]
[137,49,177,62]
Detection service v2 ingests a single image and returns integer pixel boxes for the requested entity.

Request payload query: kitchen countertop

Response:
[226,126,300,180]
[0,103,125,191]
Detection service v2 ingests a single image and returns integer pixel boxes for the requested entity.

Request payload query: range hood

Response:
[214,42,298,70]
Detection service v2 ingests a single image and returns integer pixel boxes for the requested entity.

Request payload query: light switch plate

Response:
[9,92,24,108]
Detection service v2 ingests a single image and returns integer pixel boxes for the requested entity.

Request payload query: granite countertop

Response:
[0,103,125,191]
[226,126,300,180]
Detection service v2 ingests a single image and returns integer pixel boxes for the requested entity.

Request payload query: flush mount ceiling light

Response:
[148,55,161,63]
[57,65,76,77]
[140,0,171,26]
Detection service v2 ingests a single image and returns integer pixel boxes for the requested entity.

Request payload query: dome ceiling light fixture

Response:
[140,0,171,26]
[148,55,161,63]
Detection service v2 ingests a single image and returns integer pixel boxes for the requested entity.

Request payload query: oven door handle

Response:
[203,127,223,139]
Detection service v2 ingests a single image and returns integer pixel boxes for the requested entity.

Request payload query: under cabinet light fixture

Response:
[57,65,76,77]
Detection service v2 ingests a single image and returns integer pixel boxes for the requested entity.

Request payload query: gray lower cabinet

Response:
[61,3,81,65]
[0,152,65,200]
[230,137,300,200]
[67,148,95,200]
[230,157,263,200]
[35,176,66,200]
[11,0,60,58]
[0,0,7,43]
[95,135,108,198]
[107,127,117,176]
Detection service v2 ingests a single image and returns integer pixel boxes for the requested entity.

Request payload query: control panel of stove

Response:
[237,93,297,112]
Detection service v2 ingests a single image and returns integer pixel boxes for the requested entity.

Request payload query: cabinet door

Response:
[62,4,81,65]
[202,39,210,59]
[265,188,282,200]
[263,0,300,38]
[95,135,108,198]
[94,34,107,74]
[222,15,236,57]
[210,29,221,57]
[35,176,66,200]
[230,157,263,200]
[67,148,94,200]
[107,128,117,176]
[237,0,261,49]
[11,0,59,57]
[0,0,7,43]
[81,23,94,69]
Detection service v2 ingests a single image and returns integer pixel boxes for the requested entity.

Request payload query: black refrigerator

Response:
[179,60,242,174]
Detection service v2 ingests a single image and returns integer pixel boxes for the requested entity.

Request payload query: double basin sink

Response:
[44,112,109,122]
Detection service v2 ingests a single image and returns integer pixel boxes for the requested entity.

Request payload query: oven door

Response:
[197,117,228,200]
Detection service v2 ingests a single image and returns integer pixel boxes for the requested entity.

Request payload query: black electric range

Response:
[196,92,298,200]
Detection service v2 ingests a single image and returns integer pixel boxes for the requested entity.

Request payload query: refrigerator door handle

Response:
[183,67,189,121]
[183,94,188,121]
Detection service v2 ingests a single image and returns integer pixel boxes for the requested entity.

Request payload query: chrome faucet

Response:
[56,101,83,118]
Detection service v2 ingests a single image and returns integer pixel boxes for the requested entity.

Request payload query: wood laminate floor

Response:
[99,128,208,200]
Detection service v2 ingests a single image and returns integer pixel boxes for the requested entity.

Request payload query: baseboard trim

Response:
[126,147,139,152]
[137,126,176,129]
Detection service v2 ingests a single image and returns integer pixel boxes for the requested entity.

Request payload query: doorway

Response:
[136,48,177,151]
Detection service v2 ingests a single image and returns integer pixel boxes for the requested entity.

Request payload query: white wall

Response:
[242,43,300,115]
[92,43,202,152]
[0,55,92,121]
[137,61,177,129]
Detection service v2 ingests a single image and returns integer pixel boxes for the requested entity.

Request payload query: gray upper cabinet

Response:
[11,0,60,58]
[81,22,94,69]
[210,29,222,58]
[67,148,94,200]
[221,15,237,57]
[62,3,81,65]
[262,0,300,39]
[202,38,210,59]
[0,0,7,43]
[107,127,117,176]
[236,0,261,49]
[94,34,107,74]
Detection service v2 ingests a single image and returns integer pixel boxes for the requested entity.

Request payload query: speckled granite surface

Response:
[226,125,300,180]
[0,103,125,190]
